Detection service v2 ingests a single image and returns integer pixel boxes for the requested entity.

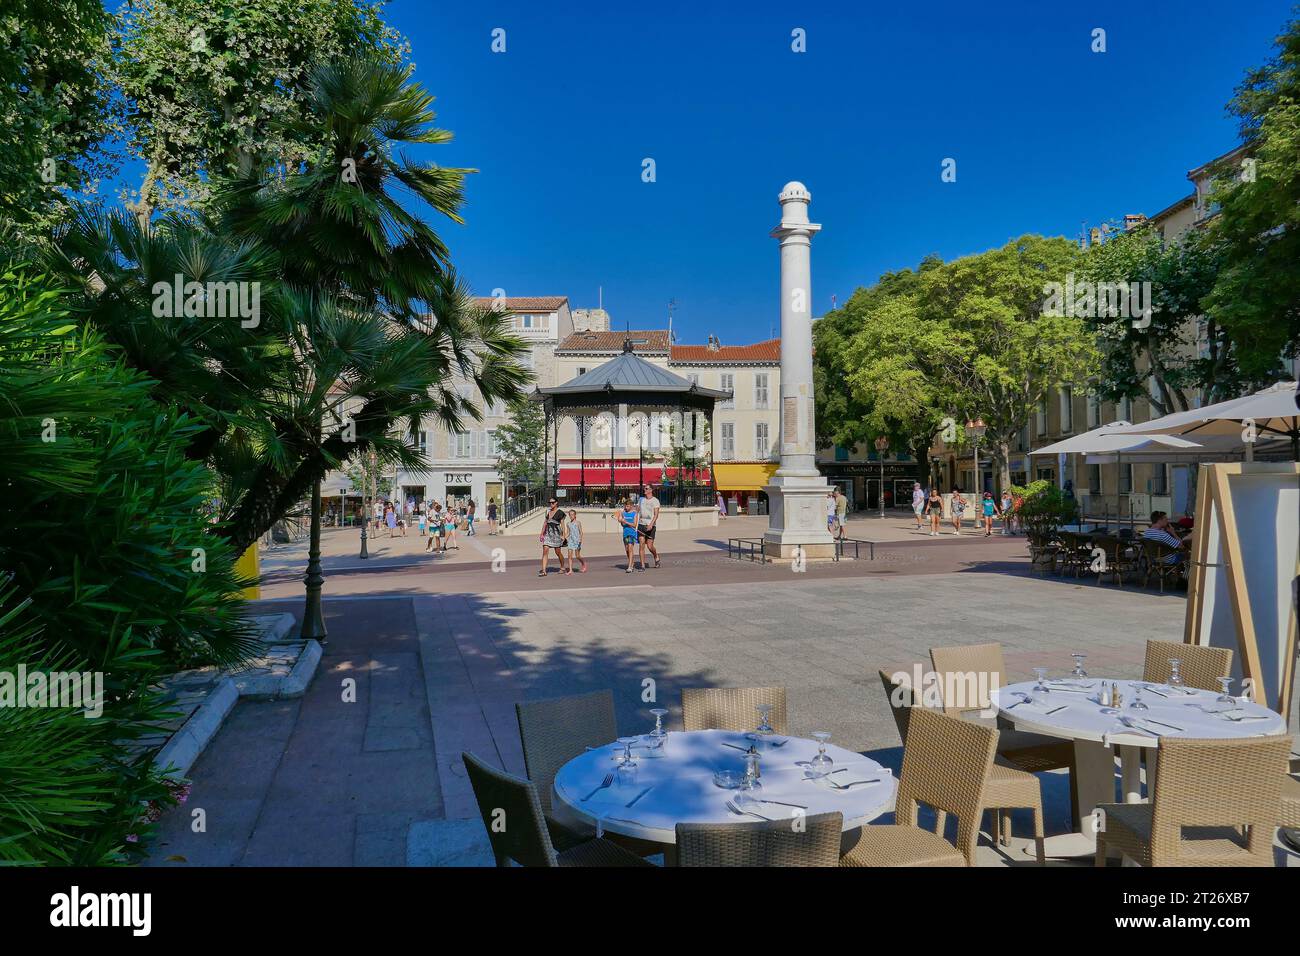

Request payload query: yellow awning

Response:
[714,462,779,492]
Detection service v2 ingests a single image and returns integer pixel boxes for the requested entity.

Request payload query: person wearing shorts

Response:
[617,499,640,573]
[826,490,837,534]
[980,492,999,537]
[637,484,660,570]
[911,482,925,530]
[949,488,966,535]
[564,510,587,574]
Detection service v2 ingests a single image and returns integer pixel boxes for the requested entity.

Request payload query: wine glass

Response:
[648,707,669,738]
[1167,658,1185,692]
[1129,682,1149,711]
[1033,667,1050,694]
[1216,677,1235,705]
[616,736,639,770]
[1071,653,1088,679]
[809,731,833,777]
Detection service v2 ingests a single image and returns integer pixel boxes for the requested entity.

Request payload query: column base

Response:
[763,474,834,561]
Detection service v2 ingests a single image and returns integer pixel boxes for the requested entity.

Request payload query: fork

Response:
[725,799,772,821]
[581,773,615,801]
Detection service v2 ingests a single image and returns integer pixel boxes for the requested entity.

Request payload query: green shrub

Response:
[0,263,255,862]
[1009,479,1079,534]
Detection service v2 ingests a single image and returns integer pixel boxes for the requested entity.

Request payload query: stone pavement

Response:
[145,541,1296,867]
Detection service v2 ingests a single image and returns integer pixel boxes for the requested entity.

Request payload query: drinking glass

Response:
[808,732,833,777]
[648,708,669,738]
[1129,682,1149,711]
[616,736,639,770]
[735,752,763,810]
[755,703,775,737]
[1033,667,1050,694]
[1168,659,1185,692]
[1216,677,1234,705]
[1071,653,1088,679]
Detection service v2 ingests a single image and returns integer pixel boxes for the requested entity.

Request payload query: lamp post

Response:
[965,419,987,497]
[874,436,889,518]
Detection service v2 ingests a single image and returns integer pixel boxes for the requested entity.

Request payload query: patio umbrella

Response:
[1109,381,1300,461]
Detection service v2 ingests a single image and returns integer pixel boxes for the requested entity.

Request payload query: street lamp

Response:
[873,436,889,518]
[965,419,987,496]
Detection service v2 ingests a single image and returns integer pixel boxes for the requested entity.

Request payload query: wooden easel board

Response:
[1184,463,1300,716]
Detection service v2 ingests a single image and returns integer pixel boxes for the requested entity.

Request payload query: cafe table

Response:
[993,678,1287,859]
[552,729,896,856]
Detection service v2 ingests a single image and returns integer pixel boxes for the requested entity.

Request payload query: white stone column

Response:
[763,182,834,559]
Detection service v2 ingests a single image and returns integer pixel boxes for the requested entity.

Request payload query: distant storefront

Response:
[818,460,916,510]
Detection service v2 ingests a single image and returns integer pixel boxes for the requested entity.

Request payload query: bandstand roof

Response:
[531,341,732,406]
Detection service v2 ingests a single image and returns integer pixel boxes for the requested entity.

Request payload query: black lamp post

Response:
[301,475,328,642]
[873,436,889,518]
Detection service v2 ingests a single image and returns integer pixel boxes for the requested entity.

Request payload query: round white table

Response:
[552,729,896,848]
[993,678,1287,858]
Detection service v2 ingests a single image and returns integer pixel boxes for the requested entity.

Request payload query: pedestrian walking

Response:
[538,497,566,576]
[444,506,459,550]
[617,498,640,573]
[911,482,926,531]
[1000,489,1014,535]
[949,488,967,535]
[717,490,727,520]
[385,504,397,537]
[466,499,476,536]
[834,488,848,541]
[426,502,444,553]
[487,497,498,534]
[981,492,999,537]
[637,484,661,570]
[825,489,837,537]
[926,487,943,536]
[564,509,587,574]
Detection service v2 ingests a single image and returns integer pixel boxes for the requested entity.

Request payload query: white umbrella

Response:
[1109,381,1300,461]
[1029,424,1201,458]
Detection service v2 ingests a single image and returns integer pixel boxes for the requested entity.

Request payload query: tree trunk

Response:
[995,439,1011,495]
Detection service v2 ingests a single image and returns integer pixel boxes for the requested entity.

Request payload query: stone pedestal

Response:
[763,181,834,560]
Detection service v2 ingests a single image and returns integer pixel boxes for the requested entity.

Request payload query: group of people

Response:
[910,482,1020,537]
[1140,509,1195,566]
[418,498,500,552]
[537,484,662,577]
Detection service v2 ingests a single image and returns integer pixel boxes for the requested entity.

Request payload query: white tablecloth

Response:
[552,729,895,844]
[993,679,1287,748]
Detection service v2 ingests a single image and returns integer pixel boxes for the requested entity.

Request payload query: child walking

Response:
[564,510,587,574]
[617,498,640,573]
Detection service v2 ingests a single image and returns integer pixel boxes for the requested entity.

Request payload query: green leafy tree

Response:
[1201,13,1300,382]
[111,0,408,218]
[0,0,116,240]
[495,400,547,490]
[1079,223,1233,411]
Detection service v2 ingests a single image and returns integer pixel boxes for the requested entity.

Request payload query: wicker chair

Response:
[1094,734,1291,867]
[1026,530,1059,574]
[880,668,1044,862]
[676,811,843,867]
[1055,531,1091,578]
[460,752,653,867]
[927,644,1078,826]
[1090,533,1139,587]
[1141,640,1232,692]
[1283,774,1300,830]
[1140,538,1184,592]
[841,707,998,866]
[681,686,788,735]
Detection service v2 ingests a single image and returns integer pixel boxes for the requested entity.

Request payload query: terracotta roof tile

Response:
[670,338,781,363]
[556,330,671,353]
[471,296,568,312]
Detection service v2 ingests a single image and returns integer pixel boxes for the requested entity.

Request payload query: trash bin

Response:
[727,497,739,516]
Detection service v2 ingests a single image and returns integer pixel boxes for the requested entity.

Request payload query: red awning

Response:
[557,461,711,485]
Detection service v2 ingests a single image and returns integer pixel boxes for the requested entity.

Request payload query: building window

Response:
[522,349,535,370]
[719,373,734,408]
[719,422,735,460]
[485,429,500,458]
[755,423,770,459]
[835,445,849,462]
[1149,463,1169,495]
[1035,400,1047,436]
[453,431,472,458]
[1118,463,1133,494]
[577,367,587,376]
[519,314,548,330]
[1059,387,1073,433]
[687,373,699,386]
[754,373,769,409]
[1087,464,1101,494]
[1087,393,1101,429]
[1118,396,1131,422]
[408,428,427,454]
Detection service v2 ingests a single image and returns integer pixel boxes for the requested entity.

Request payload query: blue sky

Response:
[391,0,1294,344]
